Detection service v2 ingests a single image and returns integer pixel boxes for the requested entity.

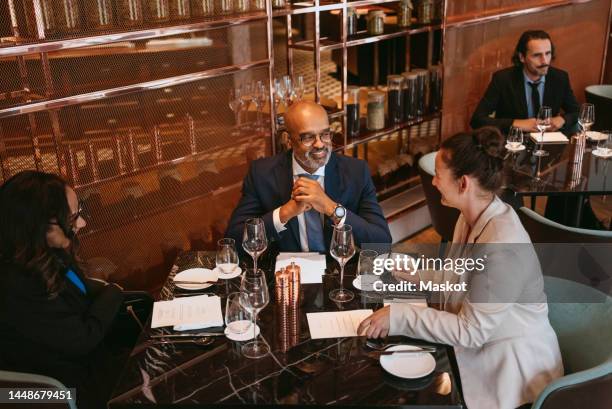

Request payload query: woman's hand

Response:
[357,305,390,338]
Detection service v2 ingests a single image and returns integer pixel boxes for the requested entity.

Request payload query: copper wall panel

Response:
[442,0,611,138]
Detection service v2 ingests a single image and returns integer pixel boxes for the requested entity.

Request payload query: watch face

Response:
[334,205,346,218]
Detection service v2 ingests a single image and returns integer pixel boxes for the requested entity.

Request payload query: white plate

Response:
[587,131,608,141]
[173,268,218,290]
[213,266,242,279]
[379,345,436,379]
[505,143,526,152]
[592,149,612,159]
[353,276,362,290]
[224,322,260,341]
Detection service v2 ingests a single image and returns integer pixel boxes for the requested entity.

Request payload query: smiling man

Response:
[225,100,391,253]
[470,30,579,134]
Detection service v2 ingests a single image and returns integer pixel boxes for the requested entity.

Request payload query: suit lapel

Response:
[275,150,300,247]
[323,154,342,249]
[512,68,528,118]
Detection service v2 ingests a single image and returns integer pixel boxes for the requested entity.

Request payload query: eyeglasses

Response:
[49,201,85,227]
[298,129,333,147]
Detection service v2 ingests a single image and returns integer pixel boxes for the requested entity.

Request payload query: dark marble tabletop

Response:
[108,251,464,408]
[505,138,610,196]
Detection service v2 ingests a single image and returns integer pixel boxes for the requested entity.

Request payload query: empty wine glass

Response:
[329,224,356,303]
[507,127,524,151]
[216,238,239,275]
[357,249,378,290]
[240,82,254,130]
[229,88,242,136]
[596,130,612,156]
[274,77,286,108]
[253,81,268,132]
[242,218,267,274]
[293,75,305,101]
[281,75,293,107]
[240,269,269,358]
[225,292,251,335]
[534,106,552,157]
[579,103,595,135]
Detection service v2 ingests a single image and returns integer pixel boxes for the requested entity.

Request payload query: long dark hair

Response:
[440,127,506,193]
[511,30,556,67]
[0,171,81,296]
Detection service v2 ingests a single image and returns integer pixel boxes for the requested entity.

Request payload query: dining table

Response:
[108,250,465,408]
[504,136,610,226]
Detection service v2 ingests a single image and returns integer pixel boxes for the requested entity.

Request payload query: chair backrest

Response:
[544,276,612,374]
[585,85,612,131]
[0,370,78,409]
[518,207,612,243]
[417,152,460,241]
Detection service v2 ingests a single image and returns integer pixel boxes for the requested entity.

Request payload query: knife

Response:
[372,349,436,355]
[150,332,225,339]
[172,280,218,285]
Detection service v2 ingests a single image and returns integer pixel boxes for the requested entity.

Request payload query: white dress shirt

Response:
[272,155,345,252]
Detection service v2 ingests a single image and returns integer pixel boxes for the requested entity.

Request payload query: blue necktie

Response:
[298,174,325,252]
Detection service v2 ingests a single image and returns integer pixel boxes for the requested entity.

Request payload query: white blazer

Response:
[389,196,563,409]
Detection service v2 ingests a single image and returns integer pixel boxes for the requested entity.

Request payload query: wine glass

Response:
[357,249,378,290]
[253,81,268,132]
[216,238,238,275]
[281,75,293,107]
[596,130,612,156]
[228,88,242,136]
[225,292,251,335]
[507,127,524,151]
[293,75,305,101]
[242,218,267,274]
[239,269,269,358]
[534,106,552,157]
[329,224,356,303]
[240,82,254,130]
[579,103,595,136]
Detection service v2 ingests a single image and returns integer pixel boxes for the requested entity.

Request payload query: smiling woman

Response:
[0,170,125,409]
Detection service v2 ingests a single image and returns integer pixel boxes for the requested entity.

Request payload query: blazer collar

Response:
[274,150,300,246]
[512,68,528,118]
[466,196,505,244]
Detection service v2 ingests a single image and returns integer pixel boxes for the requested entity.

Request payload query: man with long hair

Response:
[470,30,579,134]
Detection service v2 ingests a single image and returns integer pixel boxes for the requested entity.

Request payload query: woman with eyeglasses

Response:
[0,171,124,409]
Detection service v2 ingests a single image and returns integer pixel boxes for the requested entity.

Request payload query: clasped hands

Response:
[279,176,336,224]
[512,115,565,132]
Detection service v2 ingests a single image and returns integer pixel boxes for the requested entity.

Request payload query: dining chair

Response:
[0,369,78,409]
[530,276,612,409]
[417,152,460,252]
[518,207,612,243]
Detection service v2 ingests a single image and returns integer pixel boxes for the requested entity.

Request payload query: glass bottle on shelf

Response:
[191,0,214,16]
[417,0,433,25]
[116,0,144,27]
[433,0,444,21]
[220,0,233,14]
[83,0,114,30]
[412,68,429,116]
[170,0,191,19]
[367,10,385,35]
[401,71,418,120]
[367,90,385,131]
[253,0,266,11]
[234,0,249,13]
[387,75,404,123]
[346,86,361,138]
[347,8,357,36]
[38,0,58,37]
[397,0,413,28]
[54,0,81,34]
[145,0,170,22]
[272,0,287,9]
[429,65,442,113]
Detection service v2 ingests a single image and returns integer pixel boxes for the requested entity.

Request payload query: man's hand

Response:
[512,118,538,132]
[279,198,311,224]
[292,177,336,216]
[357,306,391,339]
[549,115,565,131]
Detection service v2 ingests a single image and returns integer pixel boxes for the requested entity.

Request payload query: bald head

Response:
[284,100,329,137]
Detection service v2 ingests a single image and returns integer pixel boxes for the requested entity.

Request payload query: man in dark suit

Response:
[226,100,392,252]
[470,30,579,135]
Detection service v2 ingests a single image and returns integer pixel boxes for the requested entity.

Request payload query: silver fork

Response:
[366,340,436,353]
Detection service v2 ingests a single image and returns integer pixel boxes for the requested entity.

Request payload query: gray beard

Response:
[298,148,331,171]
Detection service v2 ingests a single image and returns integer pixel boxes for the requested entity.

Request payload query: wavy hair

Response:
[0,171,81,297]
[511,30,556,67]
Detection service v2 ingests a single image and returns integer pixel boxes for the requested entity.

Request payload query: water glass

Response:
[597,131,612,156]
[357,249,378,289]
[225,292,251,335]
[507,127,524,150]
[216,238,238,275]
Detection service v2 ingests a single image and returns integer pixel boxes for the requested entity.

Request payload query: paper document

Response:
[529,132,568,143]
[275,252,326,284]
[151,295,224,330]
[306,309,373,339]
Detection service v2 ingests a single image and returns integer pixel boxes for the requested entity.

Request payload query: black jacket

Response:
[0,263,123,405]
[470,66,580,134]
[225,150,392,252]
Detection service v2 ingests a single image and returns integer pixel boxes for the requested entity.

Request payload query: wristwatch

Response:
[330,203,346,224]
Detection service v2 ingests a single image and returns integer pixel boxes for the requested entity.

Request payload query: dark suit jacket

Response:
[0,263,123,407]
[225,151,392,252]
[470,66,579,134]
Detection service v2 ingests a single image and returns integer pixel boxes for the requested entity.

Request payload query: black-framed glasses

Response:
[49,201,85,227]
[298,129,333,147]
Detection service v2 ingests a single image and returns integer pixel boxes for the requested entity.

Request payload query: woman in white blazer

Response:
[358,127,563,409]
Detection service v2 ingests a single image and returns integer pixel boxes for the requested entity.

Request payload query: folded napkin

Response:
[529,132,569,143]
[275,252,326,284]
[586,131,609,141]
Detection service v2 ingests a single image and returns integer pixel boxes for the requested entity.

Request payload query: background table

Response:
[108,251,464,408]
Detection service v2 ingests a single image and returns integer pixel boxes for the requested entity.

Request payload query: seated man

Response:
[225,100,392,252]
[470,30,579,135]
